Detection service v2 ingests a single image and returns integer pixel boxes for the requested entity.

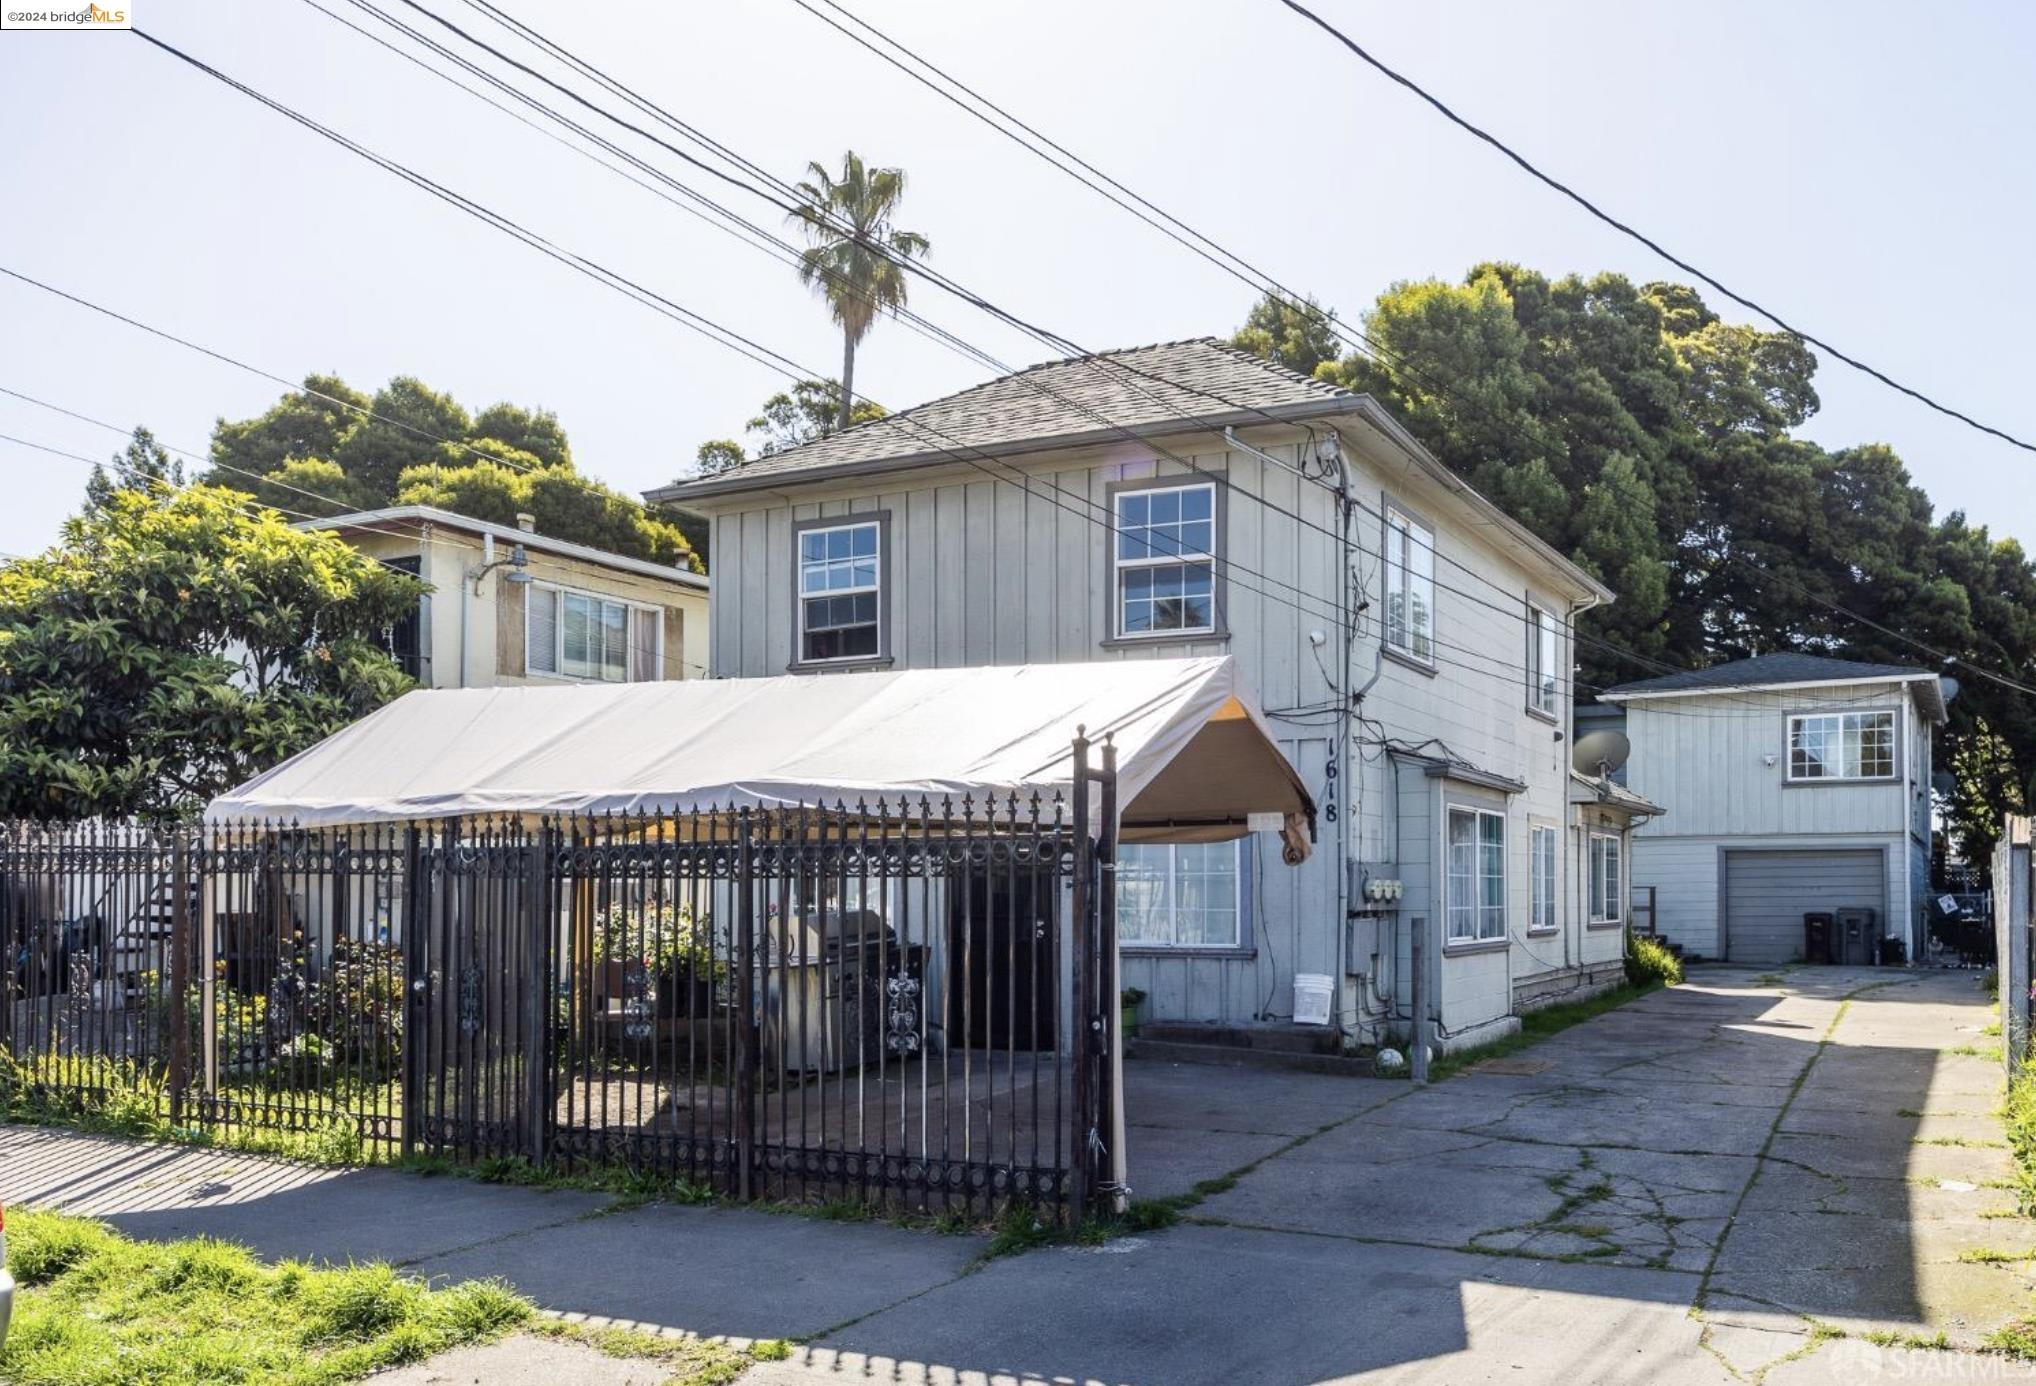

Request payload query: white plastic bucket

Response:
[1293,972,1334,1026]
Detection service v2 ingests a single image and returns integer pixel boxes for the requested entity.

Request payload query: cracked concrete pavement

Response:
[4,965,2032,1384]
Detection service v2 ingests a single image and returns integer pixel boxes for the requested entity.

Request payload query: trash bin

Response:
[1835,907,1878,966]
[1878,935,1907,967]
[1803,912,1834,964]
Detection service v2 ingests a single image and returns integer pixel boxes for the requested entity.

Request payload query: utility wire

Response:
[785,0,2035,706]
[1272,0,2036,455]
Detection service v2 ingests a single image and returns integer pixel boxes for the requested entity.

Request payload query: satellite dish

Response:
[1572,729,1631,779]
[1931,771,1957,799]
[1939,675,1961,706]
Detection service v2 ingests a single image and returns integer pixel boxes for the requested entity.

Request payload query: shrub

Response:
[1625,928,1682,988]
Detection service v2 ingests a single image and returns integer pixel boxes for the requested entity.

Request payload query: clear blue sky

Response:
[2,0,2031,565]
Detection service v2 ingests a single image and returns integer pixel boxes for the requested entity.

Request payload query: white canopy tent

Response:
[207,656,1315,854]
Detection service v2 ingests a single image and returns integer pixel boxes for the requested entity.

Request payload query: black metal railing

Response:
[0,753,1117,1222]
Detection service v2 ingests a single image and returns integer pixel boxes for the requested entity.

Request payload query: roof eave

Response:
[643,396,1367,506]
[1338,398,1617,607]
[296,505,709,590]
[1603,671,1941,707]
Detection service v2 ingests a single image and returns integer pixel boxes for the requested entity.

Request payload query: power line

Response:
[99,22,2022,713]
[781,0,2032,709]
[117,20,1918,714]
[1271,0,2036,456]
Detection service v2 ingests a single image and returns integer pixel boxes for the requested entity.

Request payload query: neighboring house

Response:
[648,338,1660,1051]
[1600,653,1950,965]
[296,505,709,688]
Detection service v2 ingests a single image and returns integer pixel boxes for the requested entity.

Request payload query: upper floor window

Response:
[1788,710,1895,781]
[1383,506,1435,664]
[1527,604,1558,717]
[797,519,883,663]
[1445,806,1506,944]
[1589,831,1623,924]
[1117,840,1241,949]
[1114,482,1216,638]
[528,586,662,683]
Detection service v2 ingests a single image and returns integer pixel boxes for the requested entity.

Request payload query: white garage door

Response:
[1723,850,1884,964]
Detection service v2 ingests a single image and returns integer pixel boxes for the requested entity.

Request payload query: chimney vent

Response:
[515,512,536,533]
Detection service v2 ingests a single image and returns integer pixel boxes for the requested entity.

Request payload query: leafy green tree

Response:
[1231,291,1340,379]
[85,427,183,513]
[240,458,379,520]
[1241,263,2036,862]
[682,379,886,479]
[1944,715,2028,870]
[471,402,572,470]
[209,375,700,569]
[0,484,421,821]
[395,449,701,574]
[208,374,370,482]
[330,377,472,499]
[790,152,930,428]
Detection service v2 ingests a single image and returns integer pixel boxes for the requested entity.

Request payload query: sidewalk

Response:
[3,968,2027,1385]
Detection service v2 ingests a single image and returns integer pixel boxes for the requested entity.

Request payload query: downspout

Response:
[459,531,494,691]
[1566,594,1603,975]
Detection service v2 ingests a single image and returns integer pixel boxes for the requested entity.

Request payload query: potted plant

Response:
[599,905,721,1017]
[1120,986,1147,1038]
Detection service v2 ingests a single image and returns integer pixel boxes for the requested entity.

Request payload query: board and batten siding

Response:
[1623,682,1927,958]
[702,424,1598,1040]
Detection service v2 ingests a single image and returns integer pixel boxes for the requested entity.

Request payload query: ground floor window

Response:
[1530,824,1557,932]
[1446,807,1506,944]
[1117,841,1242,948]
[1590,832,1624,924]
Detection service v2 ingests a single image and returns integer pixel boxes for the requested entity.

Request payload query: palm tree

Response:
[789,152,930,430]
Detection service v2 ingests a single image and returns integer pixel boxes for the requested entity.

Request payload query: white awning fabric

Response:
[207,657,1316,857]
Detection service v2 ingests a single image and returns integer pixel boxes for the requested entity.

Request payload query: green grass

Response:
[1427,982,1662,1082]
[1958,1247,2031,1264]
[0,1210,530,1385]
[526,1319,787,1384]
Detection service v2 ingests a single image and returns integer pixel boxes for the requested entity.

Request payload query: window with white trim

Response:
[797,520,882,662]
[1527,604,1559,716]
[1589,832,1623,924]
[1787,710,1895,781]
[1114,482,1216,638]
[1445,807,1506,944]
[1530,824,1557,933]
[526,585,662,683]
[1384,506,1435,663]
[1116,841,1241,948]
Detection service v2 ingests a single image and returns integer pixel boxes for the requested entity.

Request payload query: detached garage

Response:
[1722,849,1887,964]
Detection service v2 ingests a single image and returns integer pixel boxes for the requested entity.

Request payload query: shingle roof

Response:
[1603,652,1931,698]
[651,338,1360,501]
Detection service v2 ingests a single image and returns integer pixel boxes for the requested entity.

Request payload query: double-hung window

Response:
[1116,841,1241,949]
[1530,824,1557,933]
[1526,604,1559,717]
[797,519,883,663]
[1383,506,1436,664]
[1114,482,1216,638]
[527,586,661,683]
[1589,832,1623,924]
[1787,710,1895,781]
[1445,807,1506,944]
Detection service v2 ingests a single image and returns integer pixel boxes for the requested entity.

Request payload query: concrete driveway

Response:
[5,965,2029,1384]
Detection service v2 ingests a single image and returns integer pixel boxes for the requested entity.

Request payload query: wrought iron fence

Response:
[0,749,1119,1222]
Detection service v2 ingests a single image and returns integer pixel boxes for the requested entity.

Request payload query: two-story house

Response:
[297,505,709,688]
[1600,653,1949,965]
[648,339,1655,1052]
